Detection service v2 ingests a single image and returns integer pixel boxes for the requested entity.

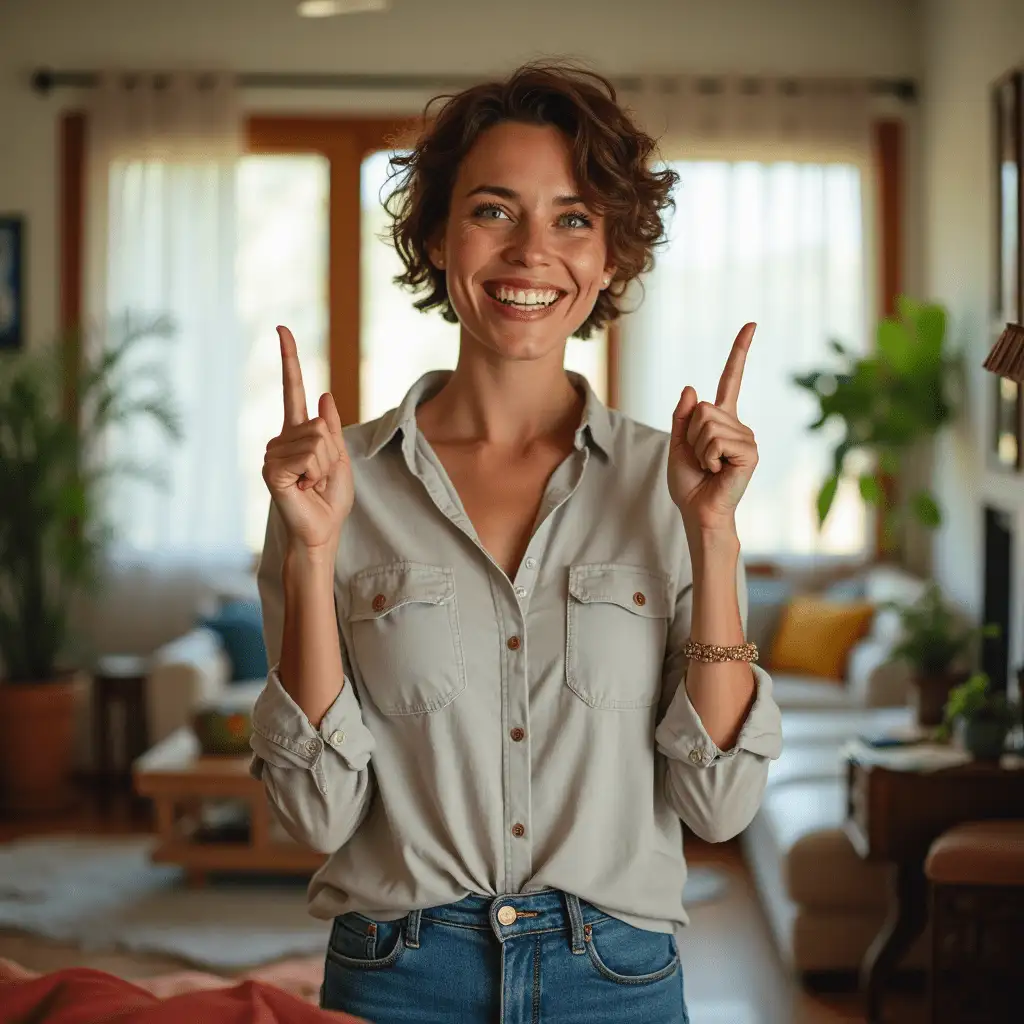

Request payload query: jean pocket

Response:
[584,917,680,985]
[326,912,406,970]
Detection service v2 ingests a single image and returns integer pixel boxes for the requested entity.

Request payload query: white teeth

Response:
[493,285,561,307]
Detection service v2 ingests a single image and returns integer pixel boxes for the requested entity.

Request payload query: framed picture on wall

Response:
[992,70,1024,471]
[0,214,25,352]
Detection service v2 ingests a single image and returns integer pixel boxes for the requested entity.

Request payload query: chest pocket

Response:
[566,564,674,710]
[348,562,466,716]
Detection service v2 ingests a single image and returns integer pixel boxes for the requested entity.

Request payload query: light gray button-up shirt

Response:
[250,370,782,934]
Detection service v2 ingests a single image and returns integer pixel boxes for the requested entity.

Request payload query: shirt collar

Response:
[366,369,614,462]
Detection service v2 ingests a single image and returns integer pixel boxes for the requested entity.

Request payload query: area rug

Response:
[0,836,727,971]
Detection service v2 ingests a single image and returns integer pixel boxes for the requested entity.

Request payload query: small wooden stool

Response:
[925,819,1024,1024]
[92,654,150,812]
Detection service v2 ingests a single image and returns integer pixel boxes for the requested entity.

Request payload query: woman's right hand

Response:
[262,326,354,553]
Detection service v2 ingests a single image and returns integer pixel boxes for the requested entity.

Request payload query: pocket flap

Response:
[350,562,455,621]
[568,564,674,619]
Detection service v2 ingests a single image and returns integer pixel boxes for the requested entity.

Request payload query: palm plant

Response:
[0,314,182,683]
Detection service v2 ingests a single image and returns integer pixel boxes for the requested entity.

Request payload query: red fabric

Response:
[0,967,365,1024]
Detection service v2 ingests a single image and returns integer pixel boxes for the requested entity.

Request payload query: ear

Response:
[428,235,447,271]
[601,265,617,289]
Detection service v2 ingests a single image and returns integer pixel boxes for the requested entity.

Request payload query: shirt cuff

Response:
[655,662,783,769]
[250,666,375,775]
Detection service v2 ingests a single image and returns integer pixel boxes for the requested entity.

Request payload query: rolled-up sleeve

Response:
[654,557,783,843]
[249,504,376,855]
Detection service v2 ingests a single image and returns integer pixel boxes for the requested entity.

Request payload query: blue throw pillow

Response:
[200,599,268,683]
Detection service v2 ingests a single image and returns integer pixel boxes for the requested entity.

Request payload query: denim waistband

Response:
[403,890,608,951]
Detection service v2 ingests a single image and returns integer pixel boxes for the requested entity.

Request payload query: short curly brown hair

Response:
[383,59,679,340]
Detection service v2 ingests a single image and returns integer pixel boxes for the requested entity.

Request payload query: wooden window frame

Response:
[60,112,622,423]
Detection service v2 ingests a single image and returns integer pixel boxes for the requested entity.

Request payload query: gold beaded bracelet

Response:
[682,640,759,664]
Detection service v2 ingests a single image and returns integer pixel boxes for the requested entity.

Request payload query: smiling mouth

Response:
[483,283,567,309]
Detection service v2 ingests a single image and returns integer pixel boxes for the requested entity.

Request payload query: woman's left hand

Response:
[668,322,759,536]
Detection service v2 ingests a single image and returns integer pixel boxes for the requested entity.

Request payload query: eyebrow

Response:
[465,184,585,207]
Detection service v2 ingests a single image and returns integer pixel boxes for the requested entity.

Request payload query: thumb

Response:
[319,391,343,438]
[671,386,698,449]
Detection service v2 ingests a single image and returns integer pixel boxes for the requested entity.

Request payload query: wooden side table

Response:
[92,654,150,812]
[844,747,1024,1023]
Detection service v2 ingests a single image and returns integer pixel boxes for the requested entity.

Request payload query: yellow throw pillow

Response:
[768,596,875,681]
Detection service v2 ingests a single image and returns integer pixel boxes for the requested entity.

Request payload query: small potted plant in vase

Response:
[937,672,1020,760]
[0,315,180,814]
[879,582,999,727]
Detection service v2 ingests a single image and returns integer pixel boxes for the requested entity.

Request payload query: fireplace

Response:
[981,506,1014,693]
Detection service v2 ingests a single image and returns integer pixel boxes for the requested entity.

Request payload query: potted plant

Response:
[938,672,1020,760]
[0,315,180,814]
[879,582,999,727]
[793,297,962,558]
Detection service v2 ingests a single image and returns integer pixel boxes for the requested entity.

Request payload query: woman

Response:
[251,60,782,1023]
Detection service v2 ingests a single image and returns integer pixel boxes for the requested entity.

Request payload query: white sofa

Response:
[739,561,936,977]
[67,552,262,770]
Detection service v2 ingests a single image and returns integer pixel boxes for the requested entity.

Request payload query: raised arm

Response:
[249,326,375,854]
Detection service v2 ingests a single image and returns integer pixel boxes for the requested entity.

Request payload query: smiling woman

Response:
[252,59,783,1024]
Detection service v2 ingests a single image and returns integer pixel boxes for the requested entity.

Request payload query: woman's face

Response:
[431,121,615,364]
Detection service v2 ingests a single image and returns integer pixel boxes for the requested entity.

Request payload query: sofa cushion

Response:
[758,778,890,911]
[781,706,915,746]
[199,600,268,683]
[772,674,855,711]
[769,596,875,680]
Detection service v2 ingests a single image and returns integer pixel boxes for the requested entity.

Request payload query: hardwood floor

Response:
[0,788,927,1023]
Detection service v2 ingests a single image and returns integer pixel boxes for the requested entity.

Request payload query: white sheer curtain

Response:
[84,72,246,558]
[618,76,876,558]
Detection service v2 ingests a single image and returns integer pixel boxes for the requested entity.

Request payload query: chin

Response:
[471,322,569,363]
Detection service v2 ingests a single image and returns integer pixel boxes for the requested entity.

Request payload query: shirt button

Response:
[511,823,526,838]
[510,727,525,742]
[514,585,527,599]
[497,905,518,926]
[689,748,704,764]
[507,635,521,651]
[306,739,321,755]
[371,593,387,612]
[330,730,345,746]
[633,591,646,607]
[524,557,537,570]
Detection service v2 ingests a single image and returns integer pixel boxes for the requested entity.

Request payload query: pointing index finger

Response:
[715,322,756,414]
[278,326,309,428]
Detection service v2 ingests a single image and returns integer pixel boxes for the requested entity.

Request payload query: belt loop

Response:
[404,909,422,949]
[564,893,586,955]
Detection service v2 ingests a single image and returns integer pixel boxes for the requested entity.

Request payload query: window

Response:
[619,160,870,557]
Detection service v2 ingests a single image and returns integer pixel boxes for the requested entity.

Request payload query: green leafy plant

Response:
[879,582,1000,676]
[937,672,1020,741]
[792,297,961,554]
[0,315,182,683]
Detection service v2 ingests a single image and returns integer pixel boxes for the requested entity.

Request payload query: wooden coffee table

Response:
[133,727,325,885]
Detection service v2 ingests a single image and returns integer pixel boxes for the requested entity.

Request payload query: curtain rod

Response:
[30,67,918,102]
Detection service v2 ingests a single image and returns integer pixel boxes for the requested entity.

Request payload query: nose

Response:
[503,214,550,268]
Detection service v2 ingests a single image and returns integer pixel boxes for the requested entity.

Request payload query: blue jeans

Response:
[321,889,688,1023]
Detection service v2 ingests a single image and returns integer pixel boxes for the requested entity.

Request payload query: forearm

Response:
[683,525,757,751]
[279,542,346,730]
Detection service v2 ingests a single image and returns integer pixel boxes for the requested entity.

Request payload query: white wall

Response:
[921,0,1024,675]
[0,0,921,349]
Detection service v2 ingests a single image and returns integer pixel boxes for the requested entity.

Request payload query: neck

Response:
[419,336,584,452]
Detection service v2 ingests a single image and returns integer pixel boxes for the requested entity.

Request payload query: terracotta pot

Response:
[0,673,84,815]
[912,669,971,728]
